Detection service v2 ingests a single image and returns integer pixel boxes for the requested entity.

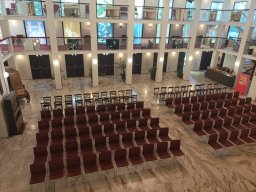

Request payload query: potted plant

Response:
[149,66,157,80]
[116,58,126,82]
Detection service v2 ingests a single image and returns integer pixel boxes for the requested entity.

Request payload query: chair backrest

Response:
[67,157,80,168]
[156,142,168,152]
[65,140,78,151]
[83,153,96,165]
[122,132,132,141]
[99,151,112,163]
[150,117,159,126]
[143,144,154,154]
[30,162,46,174]
[208,134,218,144]
[95,136,106,145]
[114,149,126,160]
[109,134,119,144]
[127,119,136,127]
[129,147,140,157]
[170,140,181,150]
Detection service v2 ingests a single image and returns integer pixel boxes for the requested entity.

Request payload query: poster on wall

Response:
[63,21,81,44]
[24,20,46,44]
[235,73,250,96]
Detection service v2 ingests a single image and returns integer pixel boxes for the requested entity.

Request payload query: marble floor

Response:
[0,72,256,192]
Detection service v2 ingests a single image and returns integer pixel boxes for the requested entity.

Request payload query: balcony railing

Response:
[218,37,241,52]
[244,40,256,56]
[199,9,223,22]
[133,37,160,49]
[97,4,128,19]
[195,37,219,49]
[0,37,11,58]
[3,0,46,17]
[165,37,190,49]
[57,37,91,51]
[10,37,51,52]
[223,9,249,23]
[97,37,127,50]
[135,6,163,20]
[254,10,256,23]
[53,2,89,18]
[169,8,195,21]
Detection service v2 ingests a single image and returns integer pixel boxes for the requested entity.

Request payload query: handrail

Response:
[10,36,50,39]
[135,6,164,8]
[0,37,10,42]
[170,7,196,10]
[53,1,89,4]
[96,4,129,7]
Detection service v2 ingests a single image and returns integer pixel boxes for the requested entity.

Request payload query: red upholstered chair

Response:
[182,112,192,124]
[38,120,50,133]
[76,116,87,129]
[99,151,114,170]
[50,144,63,160]
[132,109,141,120]
[141,108,151,119]
[249,114,256,126]
[213,119,227,132]
[218,132,233,147]
[103,123,115,136]
[36,132,49,146]
[223,117,237,132]
[159,128,172,142]
[232,116,245,130]
[51,129,63,144]
[86,105,96,114]
[239,98,246,106]
[142,144,157,161]
[41,109,51,120]
[49,159,64,180]
[33,146,48,163]
[174,105,183,116]
[127,102,135,111]
[146,129,159,143]
[88,114,99,126]
[53,108,63,118]
[226,107,236,118]
[99,113,110,125]
[91,124,103,138]
[136,101,144,109]
[114,121,126,134]
[67,157,81,177]
[64,117,75,129]
[110,111,121,123]
[156,142,171,159]
[203,120,216,134]
[135,131,147,146]
[126,119,138,132]
[165,98,173,108]
[51,118,62,130]
[122,111,130,121]
[109,134,121,150]
[243,105,253,115]
[201,110,210,121]
[117,103,126,111]
[190,96,198,104]
[83,153,98,173]
[193,121,205,136]
[191,111,201,123]
[78,126,90,139]
[30,162,46,184]
[239,129,255,143]
[97,104,106,114]
[76,106,85,116]
[138,118,150,131]
[192,103,200,112]
[65,140,79,158]
[208,101,216,110]
[229,131,244,145]
[210,109,220,121]
[150,118,161,129]
[174,97,182,106]
[208,134,223,150]
[249,128,256,140]
[169,140,184,156]
[65,107,74,117]
[241,115,255,129]
[80,138,93,154]
[122,132,134,148]
[106,104,116,112]
[95,136,108,152]
[114,149,129,167]
[129,147,143,165]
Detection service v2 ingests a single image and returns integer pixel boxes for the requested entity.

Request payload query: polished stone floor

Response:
[0,72,256,192]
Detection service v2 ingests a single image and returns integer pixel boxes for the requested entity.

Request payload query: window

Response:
[97,0,113,18]
[97,22,113,43]
[24,20,46,44]
[166,24,171,43]
[234,1,247,10]
[135,0,144,19]
[63,21,81,37]
[168,0,173,19]
[211,1,223,21]
[182,24,191,38]
[227,26,243,39]
[156,24,161,44]
[133,23,143,44]
[186,0,194,9]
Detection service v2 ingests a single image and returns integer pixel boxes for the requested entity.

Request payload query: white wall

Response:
[222,53,236,70]
[141,52,154,74]
[15,55,33,80]
[191,51,202,71]
[170,24,183,36]
[8,20,26,36]
[167,51,179,72]
[143,23,156,37]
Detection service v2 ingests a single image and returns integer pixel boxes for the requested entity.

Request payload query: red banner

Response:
[235,73,250,96]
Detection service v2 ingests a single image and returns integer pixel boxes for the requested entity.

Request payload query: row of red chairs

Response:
[36,118,162,146]
[208,128,256,149]
[30,141,183,184]
[194,114,256,136]
[41,102,144,120]
[38,110,152,132]
[174,98,254,116]
[182,105,256,125]
[34,127,176,163]
[166,92,241,108]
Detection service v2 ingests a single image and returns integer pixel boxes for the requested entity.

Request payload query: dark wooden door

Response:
[29,55,52,79]
[177,52,186,78]
[98,54,114,75]
[199,51,213,70]
[65,54,84,77]
[132,53,142,74]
